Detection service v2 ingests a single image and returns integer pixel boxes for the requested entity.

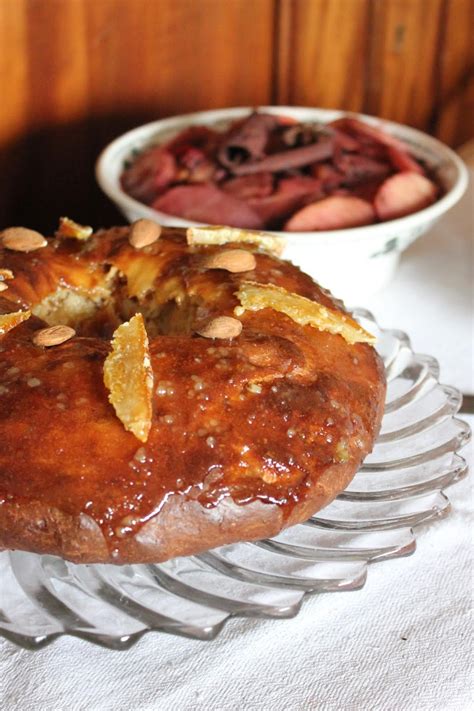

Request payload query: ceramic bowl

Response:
[96,107,468,302]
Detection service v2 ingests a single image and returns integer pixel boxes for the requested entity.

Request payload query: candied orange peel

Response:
[56,216,93,241]
[186,225,285,257]
[0,309,31,336]
[103,313,154,442]
[234,282,375,345]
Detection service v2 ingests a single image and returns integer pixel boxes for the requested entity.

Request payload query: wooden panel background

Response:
[0,0,472,232]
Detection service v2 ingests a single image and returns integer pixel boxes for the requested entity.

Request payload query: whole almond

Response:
[1,227,47,252]
[197,316,242,340]
[202,249,256,273]
[129,219,162,249]
[33,325,76,347]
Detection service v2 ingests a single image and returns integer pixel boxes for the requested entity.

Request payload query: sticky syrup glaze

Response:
[0,227,385,555]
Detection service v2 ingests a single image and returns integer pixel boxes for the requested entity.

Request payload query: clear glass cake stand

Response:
[0,310,470,649]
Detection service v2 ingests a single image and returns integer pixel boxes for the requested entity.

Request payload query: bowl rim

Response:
[95,106,469,241]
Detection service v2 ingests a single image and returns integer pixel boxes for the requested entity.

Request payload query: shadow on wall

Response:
[0,111,159,234]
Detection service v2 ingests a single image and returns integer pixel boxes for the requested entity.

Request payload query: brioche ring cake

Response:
[0,219,385,564]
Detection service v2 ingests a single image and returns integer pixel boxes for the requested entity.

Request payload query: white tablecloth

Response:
[1,173,472,711]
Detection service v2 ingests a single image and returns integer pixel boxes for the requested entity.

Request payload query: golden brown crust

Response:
[0,226,386,564]
[0,457,369,564]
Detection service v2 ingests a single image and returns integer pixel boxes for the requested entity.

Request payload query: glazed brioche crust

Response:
[0,226,386,564]
[0,456,372,564]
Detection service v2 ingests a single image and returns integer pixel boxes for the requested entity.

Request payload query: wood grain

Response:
[434,0,474,146]
[0,0,29,145]
[0,0,275,230]
[275,0,370,111]
[273,0,472,146]
[365,0,444,129]
[83,0,275,116]
[0,0,472,231]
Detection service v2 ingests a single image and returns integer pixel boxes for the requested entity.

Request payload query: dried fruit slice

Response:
[330,117,407,152]
[0,309,31,336]
[284,195,375,231]
[187,225,285,257]
[155,185,264,230]
[56,217,93,241]
[374,172,437,221]
[235,282,375,345]
[103,313,154,442]
[386,146,424,175]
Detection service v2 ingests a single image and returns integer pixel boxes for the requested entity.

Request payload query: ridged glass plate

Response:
[0,310,470,650]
